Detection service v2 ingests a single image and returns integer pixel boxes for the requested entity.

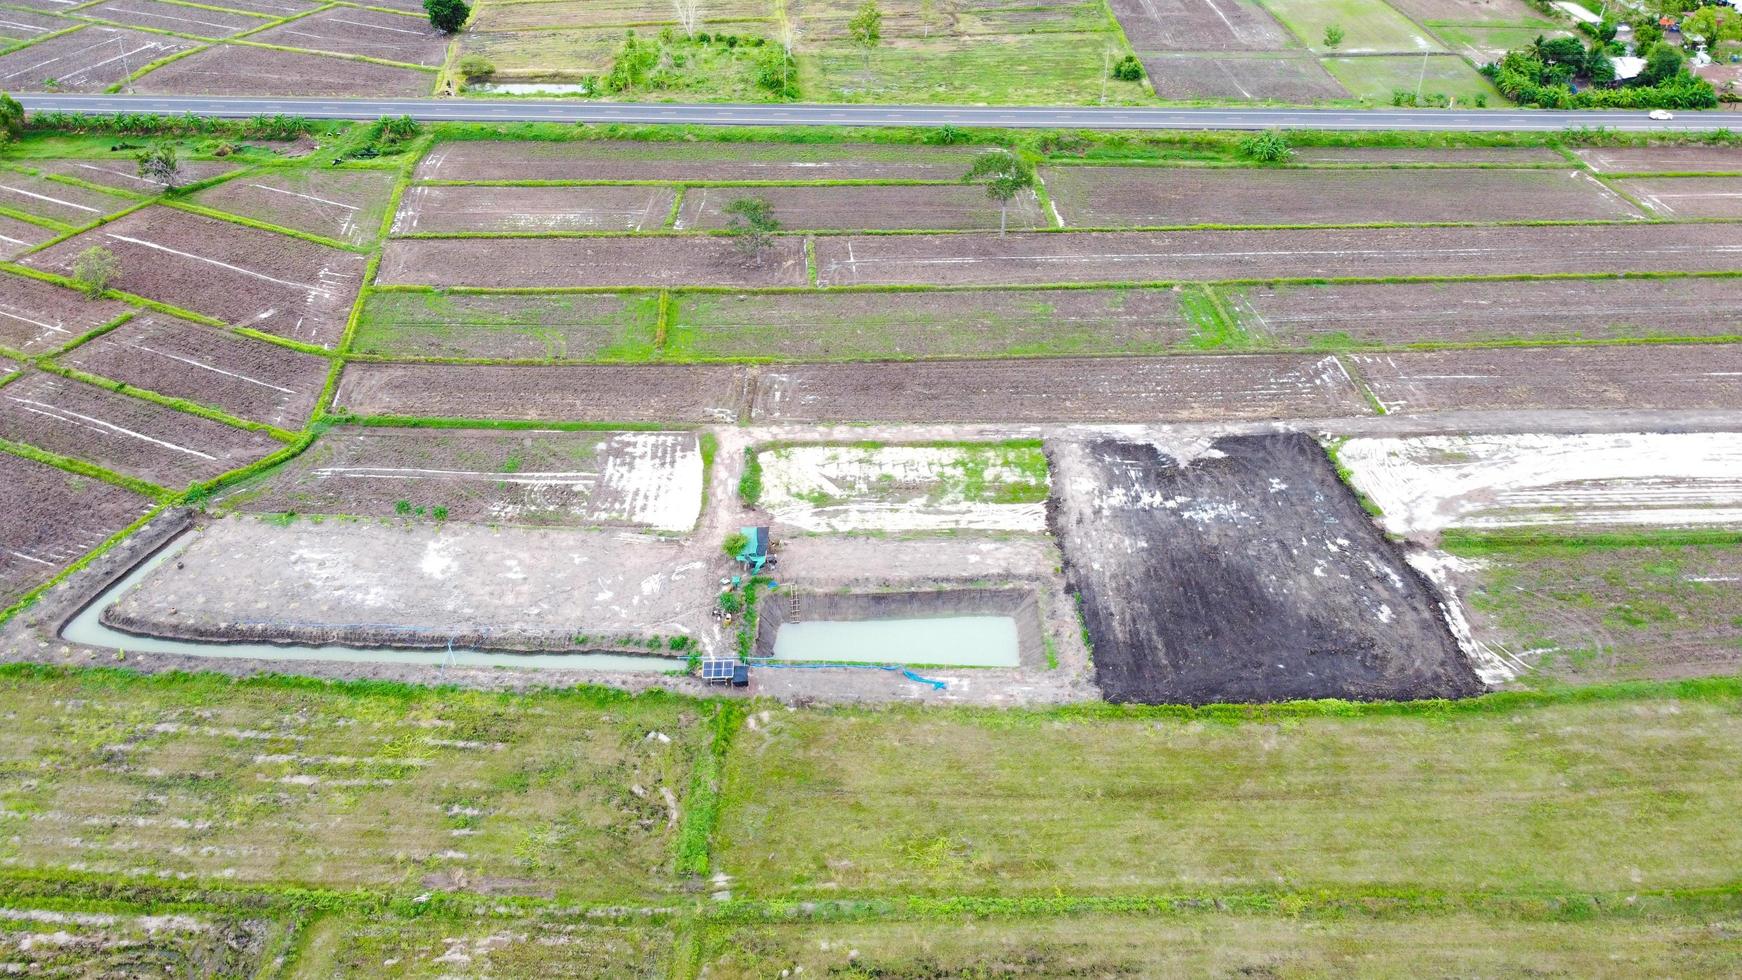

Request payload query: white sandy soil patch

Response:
[1337,432,1742,537]
[758,444,1048,533]
[108,516,717,642]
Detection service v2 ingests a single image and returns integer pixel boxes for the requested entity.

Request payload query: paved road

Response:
[16,94,1738,131]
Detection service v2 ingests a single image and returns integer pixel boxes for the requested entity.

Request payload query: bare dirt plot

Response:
[106,516,715,647]
[0,373,284,486]
[200,0,323,15]
[1226,277,1742,347]
[1050,433,1481,703]
[1617,177,1742,219]
[1350,344,1742,414]
[812,224,1742,286]
[1289,145,1567,165]
[55,314,331,428]
[415,140,985,183]
[0,272,128,355]
[0,26,193,92]
[474,0,764,29]
[36,156,240,193]
[378,236,807,288]
[1456,538,1742,685]
[133,42,434,96]
[0,169,134,225]
[0,7,69,46]
[1339,433,1742,537]
[75,0,269,37]
[667,287,1203,359]
[1109,0,1291,50]
[751,354,1370,423]
[192,167,399,245]
[1043,166,1638,226]
[336,362,746,422]
[0,451,153,606]
[353,291,657,359]
[247,7,448,66]
[1575,145,1742,174]
[0,213,55,257]
[758,443,1050,533]
[1138,51,1348,100]
[675,184,1044,232]
[22,206,365,346]
[393,184,677,234]
[219,427,704,530]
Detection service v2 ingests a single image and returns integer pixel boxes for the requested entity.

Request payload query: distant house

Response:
[1611,55,1647,81]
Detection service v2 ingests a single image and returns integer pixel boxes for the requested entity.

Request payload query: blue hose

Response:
[751,660,947,690]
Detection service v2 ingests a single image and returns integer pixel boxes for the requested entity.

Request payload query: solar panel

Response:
[701,658,737,681]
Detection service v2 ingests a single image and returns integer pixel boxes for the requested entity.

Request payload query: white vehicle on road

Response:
[1648,109,1675,120]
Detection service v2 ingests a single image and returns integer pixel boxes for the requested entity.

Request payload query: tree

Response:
[72,246,117,298]
[721,531,749,558]
[848,0,881,70]
[1237,130,1293,162]
[1631,18,1663,52]
[1682,6,1742,45]
[673,0,702,37]
[135,142,182,189]
[723,196,780,260]
[961,149,1034,235]
[1640,41,1684,86]
[423,0,469,34]
[1111,54,1144,81]
[1323,24,1345,48]
[0,92,23,144]
[457,54,495,82]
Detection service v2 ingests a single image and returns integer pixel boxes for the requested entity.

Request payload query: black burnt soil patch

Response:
[1050,433,1481,704]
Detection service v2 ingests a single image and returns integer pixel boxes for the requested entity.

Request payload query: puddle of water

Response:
[62,535,679,673]
[771,616,1019,667]
[470,83,591,95]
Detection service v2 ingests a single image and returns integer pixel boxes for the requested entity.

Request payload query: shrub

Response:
[738,449,763,506]
[71,247,117,298]
[928,124,967,145]
[755,46,799,98]
[135,142,181,189]
[723,196,780,259]
[722,532,749,558]
[456,54,495,82]
[423,0,468,33]
[0,92,22,143]
[1323,24,1344,47]
[1237,130,1293,162]
[606,30,660,91]
[1111,54,1143,81]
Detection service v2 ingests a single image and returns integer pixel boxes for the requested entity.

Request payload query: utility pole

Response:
[1416,48,1429,103]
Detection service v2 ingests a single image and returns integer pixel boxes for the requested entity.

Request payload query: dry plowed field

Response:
[0,214,55,257]
[1617,177,1742,219]
[353,291,656,359]
[0,373,284,486]
[393,184,678,234]
[220,427,703,528]
[750,354,1370,422]
[812,224,1742,286]
[248,7,448,65]
[77,0,268,36]
[1139,52,1348,101]
[22,207,365,345]
[1574,146,1742,174]
[55,314,331,427]
[0,273,128,355]
[1350,344,1742,414]
[336,362,746,422]
[1288,146,1567,165]
[415,140,984,183]
[1041,167,1641,226]
[1050,434,1482,704]
[674,184,1044,232]
[0,7,64,45]
[133,43,433,96]
[38,157,239,193]
[0,355,17,376]
[192,168,398,247]
[1228,278,1742,346]
[200,0,321,15]
[667,287,1200,359]
[1109,0,1290,50]
[474,0,765,28]
[0,451,153,606]
[0,171,133,225]
[378,236,807,288]
[0,26,192,92]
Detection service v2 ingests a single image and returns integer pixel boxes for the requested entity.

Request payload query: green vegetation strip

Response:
[0,436,171,501]
[1443,527,1742,554]
[33,361,299,442]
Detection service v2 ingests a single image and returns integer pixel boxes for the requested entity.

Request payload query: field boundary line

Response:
[20,166,156,204]
[0,23,87,59]
[0,204,74,234]
[12,198,153,259]
[1443,527,1742,553]
[1600,170,1742,179]
[0,503,168,628]
[803,236,817,287]
[223,36,439,72]
[330,413,681,432]
[230,1,339,40]
[1044,158,1579,171]
[181,427,317,504]
[33,360,301,441]
[0,435,172,500]
[414,178,967,188]
[109,40,213,92]
[664,187,685,230]
[321,251,382,418]
[42,309,138,358]
[654,289,672,352]
[1331,354,1386,415]
[158,198,369,253]
[151,0,278,18]
[63,13,216,43]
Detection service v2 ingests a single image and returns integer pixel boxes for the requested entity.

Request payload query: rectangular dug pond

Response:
[755,589,1043,668]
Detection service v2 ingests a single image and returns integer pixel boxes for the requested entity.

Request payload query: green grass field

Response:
[1257,0,1445,52]
[1324,52,1503,102]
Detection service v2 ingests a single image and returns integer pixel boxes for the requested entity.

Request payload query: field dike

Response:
[753,587,1047,669]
